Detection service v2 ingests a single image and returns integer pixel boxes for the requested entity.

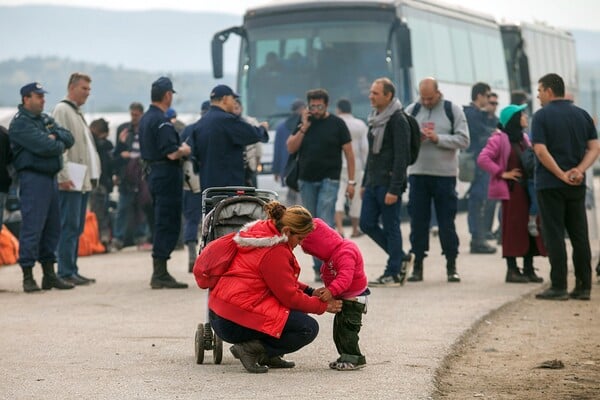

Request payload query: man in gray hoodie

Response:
[405,77,470,283]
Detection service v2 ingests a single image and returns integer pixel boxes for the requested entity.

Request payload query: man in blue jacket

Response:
[463,82,497,254]
[191,85,269,191]
[8,82,75,293]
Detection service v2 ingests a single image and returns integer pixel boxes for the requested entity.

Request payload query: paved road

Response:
[0,213,559,400]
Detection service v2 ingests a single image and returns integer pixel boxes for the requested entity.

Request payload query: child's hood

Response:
[300,218,343,261]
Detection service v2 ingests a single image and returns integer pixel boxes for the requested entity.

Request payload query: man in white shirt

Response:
[334,98,368,238]
[53,72,101,286]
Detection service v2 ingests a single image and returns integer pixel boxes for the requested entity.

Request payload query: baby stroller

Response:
[194,186,278,365]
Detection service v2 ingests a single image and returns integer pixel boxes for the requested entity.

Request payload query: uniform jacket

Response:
[477,131,530,200]
[209,219,327,338]
[8,105,74,176]
[192,105,268,190]
[301,218,367,299]
[53,99,101,192]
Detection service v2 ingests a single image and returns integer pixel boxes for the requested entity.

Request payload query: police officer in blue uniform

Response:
[8,82,75,292]
[191,85,269,191]
[139,77,191,289]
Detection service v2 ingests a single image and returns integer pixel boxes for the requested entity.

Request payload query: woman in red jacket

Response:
[209,201,342,373]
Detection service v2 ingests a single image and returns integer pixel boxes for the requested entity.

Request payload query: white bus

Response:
[501,21,578,111]
[211,0,510,176]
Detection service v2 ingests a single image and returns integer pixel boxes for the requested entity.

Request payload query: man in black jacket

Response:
[360,78,414,287]
[8,82,75,292]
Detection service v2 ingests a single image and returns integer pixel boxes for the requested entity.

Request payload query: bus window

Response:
[450,20,475,85]
[470,26,507,89]
[405,9,436,81]
[430,16,456,82]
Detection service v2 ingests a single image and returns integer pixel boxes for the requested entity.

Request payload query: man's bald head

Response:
[418,77,441,110]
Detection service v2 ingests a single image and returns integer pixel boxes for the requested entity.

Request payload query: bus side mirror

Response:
[211,26,247,79]
[212,35,225,79]
[398,22,412,69]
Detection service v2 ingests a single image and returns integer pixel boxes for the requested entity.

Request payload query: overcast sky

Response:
[2,0,599,32]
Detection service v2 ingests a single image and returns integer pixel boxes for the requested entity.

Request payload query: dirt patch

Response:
[434,282,600,399]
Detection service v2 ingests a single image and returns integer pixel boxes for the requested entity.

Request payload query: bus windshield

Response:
[239,18,396,123]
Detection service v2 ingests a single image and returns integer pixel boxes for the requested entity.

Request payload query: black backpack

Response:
[410,100,455,132]
[402,110,421,165]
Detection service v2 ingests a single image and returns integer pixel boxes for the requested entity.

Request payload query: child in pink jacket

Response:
[301,218,369,371]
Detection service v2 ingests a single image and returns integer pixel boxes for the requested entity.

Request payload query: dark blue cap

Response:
[210,84,239,100]
[201,100,210,111]
[152,76,176,94]
[20,82,48,97]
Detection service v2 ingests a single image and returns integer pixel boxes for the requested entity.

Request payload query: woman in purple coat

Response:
[477,105,546,283]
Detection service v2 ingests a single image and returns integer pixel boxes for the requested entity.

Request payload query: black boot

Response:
[522,257,543,283]
[187,241,197,273]
[229,340,269,373]
[408,259,423,282]
[446,259,461,282]
[41,262,75,290]
[22,267,41,293]
[505,268,529,283]
[151,258,188,289]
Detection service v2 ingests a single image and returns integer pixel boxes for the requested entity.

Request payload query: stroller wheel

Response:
[194,324,205,364]
[203,322,214,350]
[213,334,223,364]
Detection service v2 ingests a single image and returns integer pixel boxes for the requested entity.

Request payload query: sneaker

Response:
[528,217,539,237]
[398,253,415,285]
[368,274,401,287]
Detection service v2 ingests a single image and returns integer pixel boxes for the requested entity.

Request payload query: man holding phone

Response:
[287,88,355,282]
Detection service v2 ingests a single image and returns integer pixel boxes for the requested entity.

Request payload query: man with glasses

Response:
[464,82,497,254]
[287,88,355,282]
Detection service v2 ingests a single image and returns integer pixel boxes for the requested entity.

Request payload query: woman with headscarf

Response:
[477,104,546,283]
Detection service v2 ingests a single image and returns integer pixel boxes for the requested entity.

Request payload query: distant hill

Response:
[0,5,242,73]
[0,57,234,112]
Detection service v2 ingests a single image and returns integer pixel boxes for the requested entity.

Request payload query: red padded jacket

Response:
[208,219,327,338]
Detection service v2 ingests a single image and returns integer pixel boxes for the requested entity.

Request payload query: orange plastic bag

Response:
[78,211,106,256]
[0,225,19,265]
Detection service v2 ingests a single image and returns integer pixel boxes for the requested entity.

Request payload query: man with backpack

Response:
[361,77,414,287]
[405,77,470,283]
